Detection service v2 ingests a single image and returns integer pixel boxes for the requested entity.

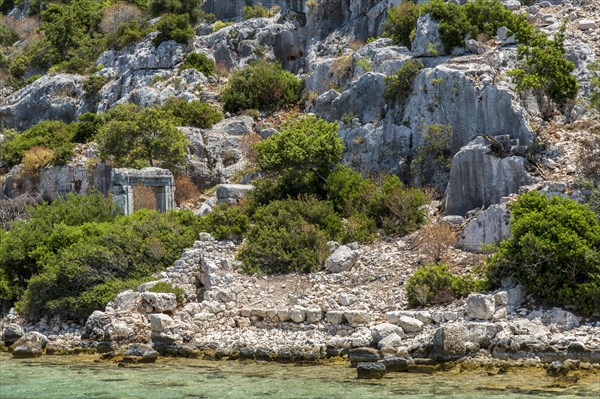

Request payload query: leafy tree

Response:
[149,0,203,23]
[325,165,375,217]
[97,103,189,169]
[508,24,578,105]
[199,203,250,241]
[383,1,420,48]
[486,191,600,315]
[159,98,223,128]
[221,61,302,113]
[153,13,195,45]
[0,120,77,166]
[254,115,343,198]
[589,61,600,113]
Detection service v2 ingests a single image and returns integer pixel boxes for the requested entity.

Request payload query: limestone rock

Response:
[11,332,49,358]
[431,324,467,360]
[445,137,536,216]
[371,323,404,345]
[578,19,596,30]
[411,14,443,57]
[2,324,24,346]
[458,203,511,252]
[344,310,370,327]
[382,357,410,372]
[142,292,177,313]
[396,316,424,334]
[349,347,381,366]
[357,362,386,379]
[123,344,159,364]
[108,290,142,312]
[466,294,496,320]
[150,314,174,332]
[290,307,306,323]
[216,184,255,204]
[377,333,403,351]
[325,245,358,273]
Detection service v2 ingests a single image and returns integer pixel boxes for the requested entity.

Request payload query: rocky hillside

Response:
[0,0,599,372]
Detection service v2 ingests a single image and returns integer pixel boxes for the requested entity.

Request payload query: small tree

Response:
[254,115,343,197]
[384,60,423,103]
[97,103,189,169]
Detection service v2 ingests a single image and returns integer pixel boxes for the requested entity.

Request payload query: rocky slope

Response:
[1,0,599,373]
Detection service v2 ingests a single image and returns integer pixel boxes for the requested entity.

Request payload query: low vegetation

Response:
[384,60,423,103]
[486,191,600,315]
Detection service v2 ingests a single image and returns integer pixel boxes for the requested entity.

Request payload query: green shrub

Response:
[405,263,488,307]
[105,19,150,50]
[0,120,76,166]
[242,3,270,20]
[82,75,108,96]
[238,199,332,274]
[212,20,233,33]
[0,20,19,46]
[160,98,223,128]
[367,175,427,236]
[508,24,578,105]
[588,61,600,113]
[148,281,185,303]
[153,13,194,46]
[13,208,199,321]
[180,52,214,76]
[254,115,342,199]
[486,191,600,315]
[384,60,423,103]
[199,203,250,241]
[411,124,453,179]
[325,165,375,217]
[221,60,302,113]
[149,0,203,23]
[383,1,420,48]
[342,212,377,243]
[73,112,105,143]
[97,102,189,169]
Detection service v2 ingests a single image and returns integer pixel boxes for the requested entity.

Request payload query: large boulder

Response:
[357,362,387,379]
[325,245,358,273]
[445,137,536,216]
[142,292,177,313]
[150,314,174,332]
[11,332,49,358]
[371,323,404,345]
[2,324,24,346]
[458,202,511,252]
[122,343,159,364]
[411,14,443,57]
[466,294,496,320]
[431,324,467,360]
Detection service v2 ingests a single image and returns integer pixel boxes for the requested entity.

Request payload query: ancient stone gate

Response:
[110,168,175,215]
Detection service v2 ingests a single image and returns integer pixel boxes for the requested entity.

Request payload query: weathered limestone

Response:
[110,168,175,215]
[458,202,511,252]
[11,332,49,358]
[325,245,358,273]
[357,362,386,379]
[466,294,496,320]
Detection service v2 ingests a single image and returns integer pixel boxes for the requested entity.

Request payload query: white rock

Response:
[325,246,358,273]
[338,293,357,306]
[290,307,306,323]
[142,292,177,313]
[466,294,496,320]
[344,310,370,327]
[150,314,173,332]
[396,316,424,333]
[578,19,596,30]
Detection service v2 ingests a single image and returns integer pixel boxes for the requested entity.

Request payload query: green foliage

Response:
[16,208,199,321]
[221,60,302,113]
[199,203,250,241]
[486,191,600,315]
[0,20,19,46]
[238,198,334,274]
[105,19,150,50]
[159,98,223,128]
[325,165,374,217]
[341,212,377,244]
[383,1,420,48]
[180,52,214,76]
[405,263,489,307]
[73,112,105,143]
[148,0,203,24]
[411,124,453,179]
[254,115,342,198]
[242,3,270,20]
[0,120,76,166]
[384,60,423,103]
[82,75,108,96]
[153,13,194,45]
[589,61,600,113]
[97,102,189,169]
[508,24,578,105]
[212,20,233,33]
[148,281,185,303]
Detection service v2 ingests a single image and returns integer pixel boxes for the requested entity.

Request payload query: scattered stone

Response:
[431,325,467,360]
[349,347,381,366]
[396,316,424,334]
[382,356,410,372]
[325,246,358,273]
[578,19,596,30]
[2,324,24,346]
[142,292,177,313]
[357,362,387,379]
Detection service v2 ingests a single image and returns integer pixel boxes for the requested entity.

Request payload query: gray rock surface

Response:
[411,14,443,57]
[445,137,536,216]
[325,245,358,273]
[431,324,467,360]
[357,362,386,379]
[458,202,511,252]
[466,294,496,320]
[142,292,177,313]
[11,332,49,358]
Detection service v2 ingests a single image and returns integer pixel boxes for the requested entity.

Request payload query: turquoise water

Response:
[1,355,599,399]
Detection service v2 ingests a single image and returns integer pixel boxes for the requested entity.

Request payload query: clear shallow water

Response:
[1,355,599,399]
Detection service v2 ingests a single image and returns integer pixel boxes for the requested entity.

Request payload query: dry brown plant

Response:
[239,132,261,167]
[21,146,54,179]
[348,39,365,52]
[330,54,354,85]
[174,175,200,205]
[413,223,457,263]
[100,2,143,34]
[133,185,157,211]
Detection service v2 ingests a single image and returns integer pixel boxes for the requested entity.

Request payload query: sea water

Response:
[1,354,599,399]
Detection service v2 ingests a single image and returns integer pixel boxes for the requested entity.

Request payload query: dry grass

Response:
[175,175,200,206]
[240,132,261,166]
[348,39,365,52]
[21,146,54,179]
[133,185,157,211]
[99,2,143,34]
[413,223,457,263]
[330,54,354,86]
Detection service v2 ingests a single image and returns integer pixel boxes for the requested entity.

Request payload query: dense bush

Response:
[199,203,250,241]
[508,24,578,105]
[82,75,108,96]
[73,112,105,143]
[405,263,489,307]
[148,0,203,23]
[383,1,420,48]
[238,198,336,274]
[242,4,270,20]
[325,165,374,217]
[153,13,194,45]
[105,19,150,50]
[159,98,223,128]
[0,120,76,166]
[254,115,342,199]
[384,60,423,103]
[148,281,185,303]
[180,52,214,76]
[97,102,189,169]
[0,20,19,46]
[486,191,600,315]
[221,61,302,113]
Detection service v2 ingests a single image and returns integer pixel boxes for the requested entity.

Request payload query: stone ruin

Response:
[110,168,175,215]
